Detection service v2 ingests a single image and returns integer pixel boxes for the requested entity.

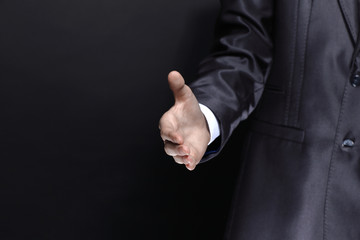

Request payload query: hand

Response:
[159,71,210,171]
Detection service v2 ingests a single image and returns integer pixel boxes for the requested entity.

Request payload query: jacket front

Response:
[190,0,360,239]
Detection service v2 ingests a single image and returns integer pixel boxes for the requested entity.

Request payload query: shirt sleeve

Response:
[199,103,220,145]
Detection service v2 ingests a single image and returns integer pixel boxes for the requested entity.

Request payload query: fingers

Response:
[164,141,198,171]
[164,141,189,157]
[175,155,197,171]
[159,124,183,145]
[173,154,197,171]
[168,71,190,103]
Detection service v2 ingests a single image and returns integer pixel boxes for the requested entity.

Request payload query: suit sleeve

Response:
[189,0,274,162]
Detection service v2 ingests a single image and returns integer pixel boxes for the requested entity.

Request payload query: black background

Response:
[0,1,246,239]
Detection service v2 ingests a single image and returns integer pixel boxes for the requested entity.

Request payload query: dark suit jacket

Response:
[190,0,360,239]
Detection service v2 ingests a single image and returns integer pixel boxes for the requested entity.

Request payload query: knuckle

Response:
[159,129,166,139]
[173,156,184,164]
[164,145,172,156]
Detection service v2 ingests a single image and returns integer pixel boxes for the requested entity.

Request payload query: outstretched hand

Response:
[159,71,210,171]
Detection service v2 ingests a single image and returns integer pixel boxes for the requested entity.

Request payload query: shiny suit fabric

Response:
[190,0,360,239]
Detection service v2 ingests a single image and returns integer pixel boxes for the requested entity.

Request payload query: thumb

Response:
[168,71,190,103]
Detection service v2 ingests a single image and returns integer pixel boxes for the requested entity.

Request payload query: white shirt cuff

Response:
[199,104,220,145]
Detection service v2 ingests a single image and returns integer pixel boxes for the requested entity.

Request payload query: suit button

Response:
[342,139,355,147]
[351,73,360,87]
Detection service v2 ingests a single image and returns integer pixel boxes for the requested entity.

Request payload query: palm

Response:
[159,71,210,171]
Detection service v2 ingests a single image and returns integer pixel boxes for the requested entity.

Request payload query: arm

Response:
[191,0,274,161]
[160,0,274,170]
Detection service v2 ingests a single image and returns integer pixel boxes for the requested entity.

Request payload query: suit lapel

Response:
[338,0,359,44]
